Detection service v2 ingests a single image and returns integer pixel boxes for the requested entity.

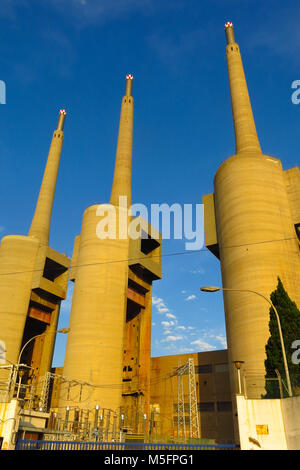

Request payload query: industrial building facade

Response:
[0,21,299,448]
[203,22,300,395]
[0,110,70,404]
[150,350,234,443]
[57,75,163,434]
[48,348,234,443]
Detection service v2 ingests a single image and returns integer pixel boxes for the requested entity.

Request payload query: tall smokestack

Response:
[29,110,67,245]
[224,22,261,154]
[110,74,134,208]
[59,77,135,415]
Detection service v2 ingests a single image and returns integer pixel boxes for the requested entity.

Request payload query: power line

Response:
[0,247,208,277]
[221,236,298,250]
[0,235,297,278]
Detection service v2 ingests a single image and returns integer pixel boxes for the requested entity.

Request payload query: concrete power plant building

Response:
[58,75,162,433]
[0,110,70,395]
[3,23,300,448]
[203,23,300,390]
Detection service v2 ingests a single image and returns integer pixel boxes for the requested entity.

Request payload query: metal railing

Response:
[15,439,238,451]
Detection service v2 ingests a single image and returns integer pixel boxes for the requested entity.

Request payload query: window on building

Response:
[198,402,215,412]
[195,364,212,374]
[217,401,232,412]
[215,363,229,373]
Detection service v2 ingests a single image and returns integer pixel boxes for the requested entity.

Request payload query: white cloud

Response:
[178,347,195,354]
[49,0,157,28]
[189,268,205,275]
[164,335,183,342]
[181,290,187,294]
[185,295,196,301]
[215,335,227,349]
[148,27,212,74]
[176,325,186,330]
[166,313,176,319]
[161,321,175,328]
[248,10,300,64]
[190,338,216,351]
[152,297,170,314]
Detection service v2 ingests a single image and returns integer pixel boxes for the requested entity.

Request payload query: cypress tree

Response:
[264,277,300,398]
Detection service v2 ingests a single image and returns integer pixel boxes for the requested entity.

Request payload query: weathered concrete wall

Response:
[281,395,300,450]
[236,395,287,450]
[236,395,300,450]
[0,400,20,450]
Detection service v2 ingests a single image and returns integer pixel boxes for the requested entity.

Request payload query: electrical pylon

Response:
[176,358,200,440]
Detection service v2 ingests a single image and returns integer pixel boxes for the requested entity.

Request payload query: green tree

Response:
[264,277,300,398]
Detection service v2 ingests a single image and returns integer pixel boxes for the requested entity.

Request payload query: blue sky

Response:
[0,0,299,366]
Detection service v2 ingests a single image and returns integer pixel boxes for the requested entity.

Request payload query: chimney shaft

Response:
[28,110,66,245]
[110,75,134,208]
[57,109,66,131]
[125,74,134,97]
[225,22,261,154]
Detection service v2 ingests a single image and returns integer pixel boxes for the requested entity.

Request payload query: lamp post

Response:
[120,413,125,442]
[233,361,244,394]
[143,413,147,438]
[17,328,70,368]
[94,404,100,431]
[200,286,292,397]
[99,412,104,441]
[16,369,25,399]
[15,328,70,398]
[64,406,70,431]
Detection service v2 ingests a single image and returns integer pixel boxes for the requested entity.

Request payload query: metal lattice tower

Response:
[176,358,200,440]
[187,358,200,439]
[177,367,185,439]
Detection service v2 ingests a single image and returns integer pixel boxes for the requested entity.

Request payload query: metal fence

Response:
[243,373,300,399]
[15,439,238,451]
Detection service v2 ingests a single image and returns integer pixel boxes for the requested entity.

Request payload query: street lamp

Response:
[200,286,293,397]
[233,361,244,394]
[16,368,26,399]
[15,328,70,397]
[17,328,70,367]
[94,404,100,431]
[143,413,147,438]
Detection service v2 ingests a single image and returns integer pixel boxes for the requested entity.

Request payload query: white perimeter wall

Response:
[0,399,20,450]
[236,395,300,450]
[281,395,300,450]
